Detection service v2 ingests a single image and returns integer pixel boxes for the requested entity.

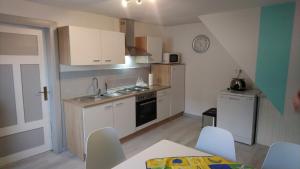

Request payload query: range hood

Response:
[120,19,152,56]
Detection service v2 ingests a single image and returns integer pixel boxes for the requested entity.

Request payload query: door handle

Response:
[105,60,112,62]
[38,86,48,101]
[140,100,156,106]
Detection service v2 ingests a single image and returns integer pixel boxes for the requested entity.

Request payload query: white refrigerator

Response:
[217,90,258,145]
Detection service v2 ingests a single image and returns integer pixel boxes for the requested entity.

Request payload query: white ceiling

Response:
[28,0,292,26]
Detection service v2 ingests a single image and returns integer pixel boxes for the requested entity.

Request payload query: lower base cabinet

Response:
[113,97,136,138]
[83,102,114,148]
[64,97,135,160]
[157,89,171,121]
[64,88,178,160]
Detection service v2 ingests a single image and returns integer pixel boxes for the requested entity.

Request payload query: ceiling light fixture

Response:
[122,0,129,7]
[136,0,142,5]
[122,0,144,7]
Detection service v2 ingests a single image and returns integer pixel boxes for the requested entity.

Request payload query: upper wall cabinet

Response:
[58,26,125,65]
[135,36,163,63]
[101,30,125,65]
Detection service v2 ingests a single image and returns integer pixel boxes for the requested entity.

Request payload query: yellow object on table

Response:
[146,156,253,169]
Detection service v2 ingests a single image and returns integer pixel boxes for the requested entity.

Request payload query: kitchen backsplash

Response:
[60,67,150,99]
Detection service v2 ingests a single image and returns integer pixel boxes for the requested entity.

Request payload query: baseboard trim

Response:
[183,113,202,120]
[120,112,184,143]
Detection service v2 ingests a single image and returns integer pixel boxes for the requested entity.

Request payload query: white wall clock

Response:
[192,35,210,53]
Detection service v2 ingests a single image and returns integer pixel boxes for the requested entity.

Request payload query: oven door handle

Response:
[139,100,156,106]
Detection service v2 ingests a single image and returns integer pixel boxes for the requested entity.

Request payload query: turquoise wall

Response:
[256,2,296,113]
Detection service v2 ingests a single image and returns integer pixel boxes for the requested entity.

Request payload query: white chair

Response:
[195,126,236,161]
[262,142,300,169]
[86,127,126,169]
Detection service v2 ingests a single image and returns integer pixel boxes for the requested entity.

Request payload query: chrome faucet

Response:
[105,81,108,94]
[92,77,101,96]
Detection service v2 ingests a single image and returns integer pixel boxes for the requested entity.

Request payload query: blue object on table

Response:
[209,164,231,169]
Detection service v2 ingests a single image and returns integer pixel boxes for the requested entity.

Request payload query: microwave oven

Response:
[163,53,181,64]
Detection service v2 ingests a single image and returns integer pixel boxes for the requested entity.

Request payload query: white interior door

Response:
[0,24,51,166]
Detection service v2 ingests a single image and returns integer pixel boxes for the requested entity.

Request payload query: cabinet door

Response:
[83,103,113,147]
[113,97,135,138]
[157,89,171,121]
[101,30,125,65]
[69,26,101,65]
[170,65,185,115]
[147,36,162,63]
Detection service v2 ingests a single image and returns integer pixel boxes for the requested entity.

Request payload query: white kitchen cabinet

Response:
[135,36,163,63]
[157,89,171,121]
[64,96,136,160]
[83,103,114,146]
[58,26,125,65]
[113,97,135,138]
[101,30,125,65]
[58,26,101,65]
[170,65,185,115]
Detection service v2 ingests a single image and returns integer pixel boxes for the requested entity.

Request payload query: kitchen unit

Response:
[217,90,258,145]
[64,86,174,160]
[157,89,171,121]
[135,36,163,63]
[151,64,185,115]
[58,26,125,65]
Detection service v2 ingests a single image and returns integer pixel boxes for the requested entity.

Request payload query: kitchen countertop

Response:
[64,85,170,108]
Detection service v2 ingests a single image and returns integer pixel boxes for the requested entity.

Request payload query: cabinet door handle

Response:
[105,60,112,62]
[104,105,113,109]
[228,97,240,101]
[116,103,124,106]
[93,60,100,62]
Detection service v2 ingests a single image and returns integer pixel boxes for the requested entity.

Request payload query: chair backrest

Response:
[85,127,126,169]
[195,126,236,161]
[262,142,300,169]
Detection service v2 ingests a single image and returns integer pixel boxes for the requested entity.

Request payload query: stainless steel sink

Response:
[75,92,123,102]
[102,92,123,97]
[75,95,109,102]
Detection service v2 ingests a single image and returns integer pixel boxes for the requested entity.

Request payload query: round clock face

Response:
[192,35,210,53]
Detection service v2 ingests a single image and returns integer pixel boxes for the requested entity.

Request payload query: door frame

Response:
[0,13,63,153]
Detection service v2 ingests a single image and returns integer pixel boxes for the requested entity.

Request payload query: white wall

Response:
[163,23,252,116]
[197,4,300,146]
[200,8,261,81]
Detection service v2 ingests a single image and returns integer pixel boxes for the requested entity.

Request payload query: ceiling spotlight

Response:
[122,0,129,7]
[136,0,142,5]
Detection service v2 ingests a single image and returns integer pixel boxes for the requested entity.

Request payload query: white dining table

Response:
[112,140,211,169]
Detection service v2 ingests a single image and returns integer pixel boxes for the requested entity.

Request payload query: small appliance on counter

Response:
[163,53,181,64]
[230,78,246,91]
[229,69,246,91]
[136,76,148,87]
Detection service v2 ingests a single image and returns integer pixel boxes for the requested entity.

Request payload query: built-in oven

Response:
[136,91,157,127]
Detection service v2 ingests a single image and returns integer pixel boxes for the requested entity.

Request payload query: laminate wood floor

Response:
[2,116,268,169]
